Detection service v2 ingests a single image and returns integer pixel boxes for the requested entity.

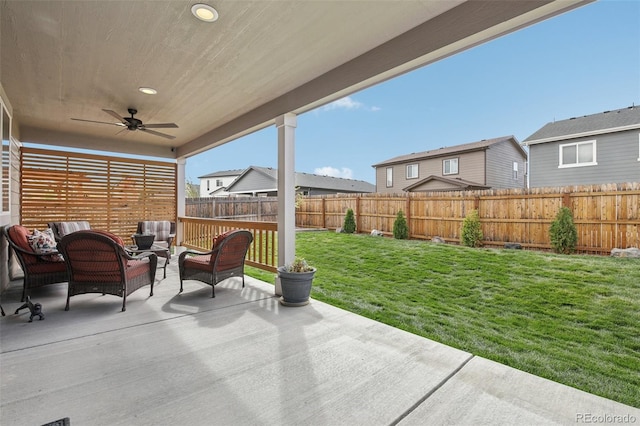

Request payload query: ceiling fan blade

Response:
[141,128,176,140]
[115,127,129,136]
[143,123,179,129]
[102,109,126,122]
[71,118,121,126]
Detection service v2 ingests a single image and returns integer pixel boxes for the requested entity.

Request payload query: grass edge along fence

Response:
[295,183,640,255]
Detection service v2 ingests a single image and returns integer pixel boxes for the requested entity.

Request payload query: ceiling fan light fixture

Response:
[138,87,157,95]
[192,4,218,22]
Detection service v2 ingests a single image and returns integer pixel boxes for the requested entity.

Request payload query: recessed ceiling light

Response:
[191,4,219,22]
[139,87,157,95]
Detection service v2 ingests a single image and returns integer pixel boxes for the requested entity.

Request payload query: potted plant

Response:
[277,257,316,306]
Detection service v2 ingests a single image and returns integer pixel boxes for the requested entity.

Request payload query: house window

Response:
[406,164,418,179]
[443,158,458,175]
[216,179,223,186]
[637,134,640,161]
[206,180,210,191]
[513,161,518,180]
[386,167,393,187]
[559,140,597,167]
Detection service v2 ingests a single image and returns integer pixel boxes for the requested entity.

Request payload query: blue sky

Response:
[186,0,640,184]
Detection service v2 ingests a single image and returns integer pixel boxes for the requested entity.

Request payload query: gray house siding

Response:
[374,136,527,193]
[229,171,276,194]
[529,131,640,187]
[486,141,527,188]
[375,150,487,193]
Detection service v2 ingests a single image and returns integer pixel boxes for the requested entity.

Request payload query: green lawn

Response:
[246,231,640,408]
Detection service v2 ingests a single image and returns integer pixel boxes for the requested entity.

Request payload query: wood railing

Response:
[179,216,277,272]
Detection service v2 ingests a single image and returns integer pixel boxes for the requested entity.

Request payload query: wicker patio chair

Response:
[58,230,158,312]
[48,221,91,242]
[179,230,253,298]
[2,225,69,302]
[134,220,176,259]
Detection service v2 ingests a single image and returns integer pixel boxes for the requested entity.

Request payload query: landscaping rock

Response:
[504,243,522,250]
[610,247,640,258]
[371,229,383,237]
[335,227,343,233]
[431,236,445,244]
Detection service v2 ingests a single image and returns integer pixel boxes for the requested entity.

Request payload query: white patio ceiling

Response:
[1,0,591,160]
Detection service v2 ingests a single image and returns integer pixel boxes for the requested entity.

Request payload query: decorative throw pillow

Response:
[29,228,64,262]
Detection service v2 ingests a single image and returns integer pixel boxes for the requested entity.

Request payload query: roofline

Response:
[374,146,490,168]
[402,175,489,191]
[523,123,640,146]
[373,136,524,168]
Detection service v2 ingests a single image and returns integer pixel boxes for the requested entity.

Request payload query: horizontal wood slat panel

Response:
[21,147,177,241]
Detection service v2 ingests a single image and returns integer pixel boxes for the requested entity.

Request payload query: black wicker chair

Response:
[58,230,157,311]
[179,230,253,298]
[3,225,69,302]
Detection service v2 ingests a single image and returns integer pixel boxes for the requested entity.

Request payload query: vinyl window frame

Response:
[386,167,393,187]
[406,164,418,179]
[443,158,459,175]
[558,140,597,168]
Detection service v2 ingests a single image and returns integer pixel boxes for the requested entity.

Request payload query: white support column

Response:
[275,113,297,296]
[176,158,186,247]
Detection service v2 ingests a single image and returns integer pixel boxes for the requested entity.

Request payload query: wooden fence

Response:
[296,183,640,254]
[186,197,278,221]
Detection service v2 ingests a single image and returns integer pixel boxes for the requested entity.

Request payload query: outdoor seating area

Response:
[1,259,638,425]
[2,221,174,309]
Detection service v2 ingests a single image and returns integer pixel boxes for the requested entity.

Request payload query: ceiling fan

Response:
[71,108,178,139]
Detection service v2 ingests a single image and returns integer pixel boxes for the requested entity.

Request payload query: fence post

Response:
[405,195,411,237]
[562,192,571,208]
[322,197,326,229]
[356,196,361,233]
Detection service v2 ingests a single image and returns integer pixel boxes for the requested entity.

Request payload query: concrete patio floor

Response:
[1,260,638,426]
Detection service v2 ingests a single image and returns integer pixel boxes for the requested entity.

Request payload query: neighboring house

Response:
[522,105,640,187]
[197,169,244,197]
[224,166,375,196]
[372,136,527,193]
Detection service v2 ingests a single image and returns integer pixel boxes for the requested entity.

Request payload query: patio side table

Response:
[125,244,170,279]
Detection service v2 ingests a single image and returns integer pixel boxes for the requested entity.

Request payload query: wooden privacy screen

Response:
[20,147,176,240]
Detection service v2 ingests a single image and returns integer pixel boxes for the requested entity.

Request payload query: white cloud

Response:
[323,96,363,111]
[314,166,354,179]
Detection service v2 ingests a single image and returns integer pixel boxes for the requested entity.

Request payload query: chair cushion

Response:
[8,225,33,252]
[141,221,171,242]
[29,259,68,274]
[58,221,91,238]
[125,259,152,279]
[207,231,234,265]
[213,230,233,249]
[184,254,213,271]
[28,228,64,262]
